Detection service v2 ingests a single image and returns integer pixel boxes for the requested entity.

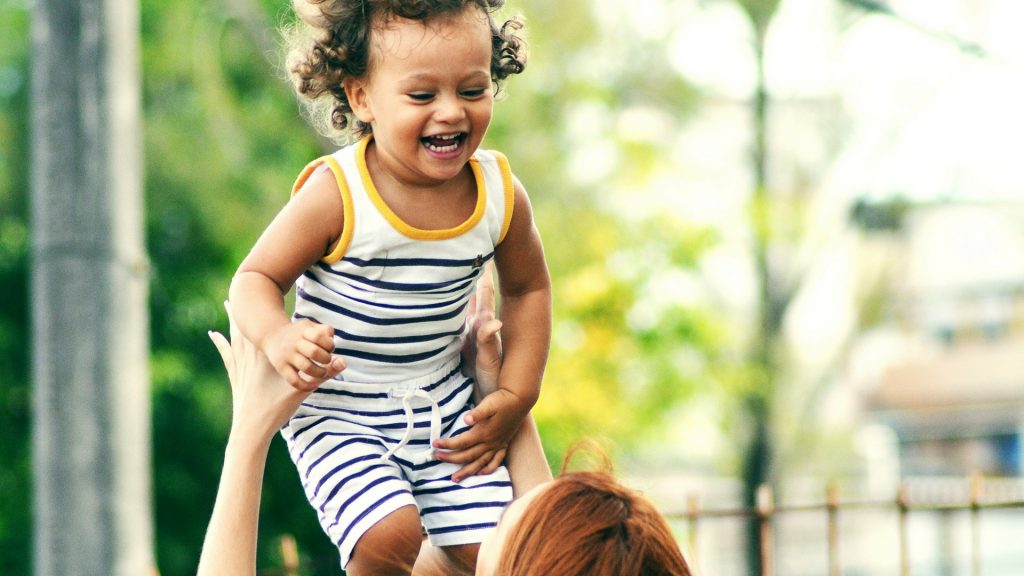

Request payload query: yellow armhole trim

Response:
[356,136,486,240]
[291,155,353,265]
[492,151,515,245]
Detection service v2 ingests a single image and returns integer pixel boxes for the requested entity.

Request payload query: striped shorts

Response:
[281,357,513,568]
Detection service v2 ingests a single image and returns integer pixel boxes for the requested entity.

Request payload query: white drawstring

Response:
[381,388,442,465]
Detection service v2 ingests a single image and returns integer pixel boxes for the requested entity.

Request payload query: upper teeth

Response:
[426,134,460,152]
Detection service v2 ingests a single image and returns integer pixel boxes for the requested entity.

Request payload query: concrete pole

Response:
[30,0,153,573]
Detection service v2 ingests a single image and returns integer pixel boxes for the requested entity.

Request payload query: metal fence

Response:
[258,474,1024,576]
[668,475,1024,576]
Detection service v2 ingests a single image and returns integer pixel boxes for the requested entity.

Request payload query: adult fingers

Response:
[207,330,236,386]
[474,319,503,387]
[476,262,496,321]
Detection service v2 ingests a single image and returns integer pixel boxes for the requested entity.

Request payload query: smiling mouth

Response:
[422,133,466,153]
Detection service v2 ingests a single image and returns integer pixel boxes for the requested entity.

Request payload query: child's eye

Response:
[407,92,435,102]
[460,88,487,99]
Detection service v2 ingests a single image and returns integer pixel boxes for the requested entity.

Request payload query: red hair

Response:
[496,470,692,576]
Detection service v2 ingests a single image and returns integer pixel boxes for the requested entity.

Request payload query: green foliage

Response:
[0,3,30,574]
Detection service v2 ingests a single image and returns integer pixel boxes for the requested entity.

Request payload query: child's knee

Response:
[346,505,422,576]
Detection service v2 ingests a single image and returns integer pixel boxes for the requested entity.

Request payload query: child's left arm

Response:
[434,177,551,482]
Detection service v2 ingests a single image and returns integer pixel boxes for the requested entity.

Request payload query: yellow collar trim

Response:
[355,136,487,240]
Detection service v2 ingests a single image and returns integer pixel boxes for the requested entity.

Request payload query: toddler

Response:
[228,0,551,574]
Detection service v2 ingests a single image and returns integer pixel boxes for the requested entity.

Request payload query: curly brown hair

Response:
[285,0,526,140]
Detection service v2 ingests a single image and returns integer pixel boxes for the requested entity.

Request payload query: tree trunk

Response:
[30,0,153,574]
[743,12,776,575]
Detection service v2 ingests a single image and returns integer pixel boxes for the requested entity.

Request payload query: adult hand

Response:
[461,262,503,401]
[208,301,345,443]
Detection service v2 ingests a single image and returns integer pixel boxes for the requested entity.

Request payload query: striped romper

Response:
[281,136,515,568]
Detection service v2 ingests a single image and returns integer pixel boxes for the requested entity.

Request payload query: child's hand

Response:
[433,389,528,483]
[263,319,343,391]
[209,302,346,441]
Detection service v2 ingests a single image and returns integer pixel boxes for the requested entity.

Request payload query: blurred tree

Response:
[30,0,153,572]
[734,0,785,573]
[0,4,32,575]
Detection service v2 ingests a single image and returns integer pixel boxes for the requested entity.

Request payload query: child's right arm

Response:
[229,167,346,391]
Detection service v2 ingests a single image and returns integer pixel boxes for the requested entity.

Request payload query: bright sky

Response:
[662,0,1024,206]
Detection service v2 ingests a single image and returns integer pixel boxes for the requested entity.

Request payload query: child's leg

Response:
[345,504,422,576]
[413,542,480,576]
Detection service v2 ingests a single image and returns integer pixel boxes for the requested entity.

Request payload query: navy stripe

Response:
[298,285,469,325]
[319,463,395,513]
[299,433,379,467]
[304,437,380,477]
[302,271,467,311]
[342,252,494,268]
[414,480,513,496]
[291,415,363,441]
[426,521,497,536]
[420,500,509,516]
[315,262,478,293]
[295,313,464,345]
[334,485,411,544]
[335,344,450,364]
[312,454,381,501]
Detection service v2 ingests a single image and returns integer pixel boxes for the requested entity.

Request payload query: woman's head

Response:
[286,0,526,139]
[478,471,692,576]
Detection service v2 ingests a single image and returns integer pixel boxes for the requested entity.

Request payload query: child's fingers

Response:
[301,321,335,350]
[293,370,324,392]
[478,448,506,477]
[451,450,498,483]
[297,339,333,365]
[464,397,498,427]
[433,425,482,453]
[293,355,330,380]
[439,442,490,466]
[326,355,346,376]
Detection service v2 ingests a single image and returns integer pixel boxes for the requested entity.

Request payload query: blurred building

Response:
[860,201,1024,477]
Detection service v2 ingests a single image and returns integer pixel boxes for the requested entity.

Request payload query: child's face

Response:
[346,6,495,188]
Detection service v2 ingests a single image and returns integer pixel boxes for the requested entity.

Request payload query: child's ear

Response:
[344,77,374,124]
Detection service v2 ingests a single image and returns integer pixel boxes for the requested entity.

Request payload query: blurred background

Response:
[3,0,1024,574]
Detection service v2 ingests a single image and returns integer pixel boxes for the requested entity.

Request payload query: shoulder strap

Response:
[488,150,516,245]
[291,155,354,264]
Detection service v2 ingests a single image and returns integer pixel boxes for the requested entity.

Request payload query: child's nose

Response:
[434,95,466,123]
